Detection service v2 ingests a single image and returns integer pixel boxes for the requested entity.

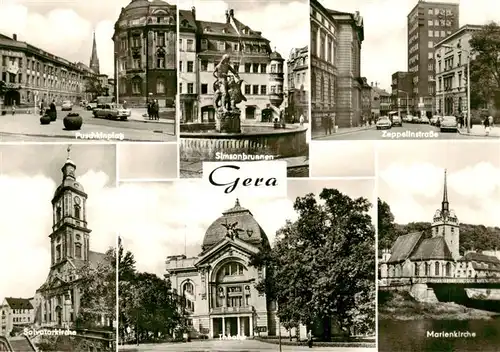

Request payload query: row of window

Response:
[428,8,454,16]
[179,60,283,74]
[13,316,31,323]
[118,54,170,71]
[1,71,80,92]
[8,309,31,314]
[178,37,268,54]
[55,242,83,261]
[1,56,80,79]
[428,30,452,38]
[428,19,454,28]
[178,82,281,95]
[310,27,336,64]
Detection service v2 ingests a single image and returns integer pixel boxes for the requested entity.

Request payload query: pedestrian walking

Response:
[484,115,491,136]
[11,104,16,115]
[49,100,57,120]
[489,115,494,127]
[307,330,313,348]
[299,114,304,126]
[155,99,160,120]
[147,101,152,120]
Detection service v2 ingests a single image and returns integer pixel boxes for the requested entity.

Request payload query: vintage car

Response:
[440,116,458,133]
[61,100,72,111]
[376,116,392,130]
[93,103,131,120]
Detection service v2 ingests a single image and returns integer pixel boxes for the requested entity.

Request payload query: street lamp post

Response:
[443,44,471,133]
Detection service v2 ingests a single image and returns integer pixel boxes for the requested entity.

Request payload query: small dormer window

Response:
[181,19,188,27]
[204,26,211,32]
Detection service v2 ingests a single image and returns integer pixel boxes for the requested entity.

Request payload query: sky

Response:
[118,142,178,179]
[117,178,374,277]
[378,141,500,226]
[180,0,309,80]
[0,0,134,77]
[310,141,375,177]
[317,0,500,91]
[0,143,117,302]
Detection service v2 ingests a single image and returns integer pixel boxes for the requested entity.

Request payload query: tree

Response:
[251,189,375,341]
[469,22,500,110]
[75,247,116,330]
[85,76,106,99]
[377,198,396,251]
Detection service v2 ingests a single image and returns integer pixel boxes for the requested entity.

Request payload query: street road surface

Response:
[318,123,486,140]
[118,339,375,351]
[0,106,175,142]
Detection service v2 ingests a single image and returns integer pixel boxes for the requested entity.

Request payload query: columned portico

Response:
[211,315,252,338]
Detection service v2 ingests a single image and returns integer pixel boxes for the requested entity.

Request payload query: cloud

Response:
[117,180,297,277]
[0,172,116,302]
[379,162,444,197]
[318,0,500,91]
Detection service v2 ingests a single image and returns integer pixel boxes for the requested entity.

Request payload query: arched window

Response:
[320,75,324,103]
[425,262,430,276]
[183,282,194,295]
[389,266,395,277]
[434,262,440,276]
[445,262,452,276]
[74,205,80,219]
[132,76,142,95]
[328,78,332,104]
[223,262,244,276]
[56,206,62,222]
[414,263,419,276]
[311,27,317,58]
[75,243,82,259]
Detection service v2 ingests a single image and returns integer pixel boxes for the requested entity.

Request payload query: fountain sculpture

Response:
[212,54,247,133]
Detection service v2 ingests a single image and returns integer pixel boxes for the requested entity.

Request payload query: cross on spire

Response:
[442,169,449,214]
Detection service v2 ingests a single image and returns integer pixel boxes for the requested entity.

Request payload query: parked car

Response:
[440,116,458,133]
[93,103,131,120]
[61,100,72,111]
[391,114,403,127]
[376,116,392,130]
[86,102,97,110]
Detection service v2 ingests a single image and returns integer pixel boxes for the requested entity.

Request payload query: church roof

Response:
[4,297,33,310]
[387,232,423,264]
[202,199,269,252]
[410,237,453,261]
[459,252,500,264]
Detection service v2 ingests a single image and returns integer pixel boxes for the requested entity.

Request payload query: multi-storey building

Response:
[371,85,391,117]
[434,25,483,115]
[391,71,415,116]
[329,9,364,128]
[310,0,337,131]
[178,7,284,123]
[0,33,88,107]
[287,46,309,122]
[361,77,372,124]
[113,0,177,107]
[407,1,459,114]
[0,298,35,336]
[34,150,109,329]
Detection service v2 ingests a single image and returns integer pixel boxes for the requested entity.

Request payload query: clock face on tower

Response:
[74,196,81,205]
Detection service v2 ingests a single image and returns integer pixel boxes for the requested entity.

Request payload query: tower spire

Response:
[90,31,100,74]
[442,169,449,214]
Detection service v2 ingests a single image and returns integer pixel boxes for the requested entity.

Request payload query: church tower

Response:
[431,169,460,259]
[89,31,100,74]
[49,146,91,269]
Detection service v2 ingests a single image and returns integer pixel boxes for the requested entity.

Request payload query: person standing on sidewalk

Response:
[484,115,491,136]
[307,330,313,348]
[489,115,494,127]
[49,100,57,120]
[11,103,16,115]
[299,114,304,126]
[328,113,333,134]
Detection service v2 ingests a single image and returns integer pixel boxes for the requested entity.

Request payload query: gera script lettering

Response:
[208,165,278,194]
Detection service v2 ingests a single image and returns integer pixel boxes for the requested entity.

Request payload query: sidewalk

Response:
[0,113,173,141]
[128,108,175,125]
[312,124,375,139]
[458,125,500,137]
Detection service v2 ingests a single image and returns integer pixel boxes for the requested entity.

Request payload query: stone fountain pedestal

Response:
[215,108,241,133]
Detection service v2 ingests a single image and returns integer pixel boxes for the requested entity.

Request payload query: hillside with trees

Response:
[378,198,500,254]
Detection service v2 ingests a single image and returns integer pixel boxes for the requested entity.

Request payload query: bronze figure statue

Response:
[222,220,243,240]
[212,54,246,114]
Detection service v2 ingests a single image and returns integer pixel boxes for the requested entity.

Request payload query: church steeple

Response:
[90,31,100,74]
[441,169,449,215]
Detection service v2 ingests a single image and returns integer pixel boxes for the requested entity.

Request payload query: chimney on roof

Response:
[12,33,17,41]
[191,6,196,20]
[225,10,230,24]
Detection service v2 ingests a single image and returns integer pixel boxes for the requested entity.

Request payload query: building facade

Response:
[361,77,372,124]
[391,71,415,116]
[178,7,284,123]
[371,85,391,118]
[286,46,309,123]
[0,298,34,336]
[34,152,107,329]
[310,0,338,131]
[434,25,483,115]
[113,0,177,107]
[166,200,298,339]
[379,170,500,280]
[407,1,459,114]
[0,33,87,107]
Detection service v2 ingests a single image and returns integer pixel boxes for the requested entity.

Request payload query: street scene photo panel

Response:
[377,140,500,352]
[0,0,177,142]
[311,0,500,141]
[0,144,118,351]
[178,0,310,178]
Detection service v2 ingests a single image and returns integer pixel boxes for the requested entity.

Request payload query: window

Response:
[428,41,434,48]
[428,52,433,59]
[252,85,258,95]
[218,41,225,51]
[201,84,208,94]
[133,58,141,69]
[260,85,267,95]
[74,205,80,219]
[186,39,194,51]
[428,30,433,37]
[441,31,445,37]
[56,206,61,222]
[187,61,194,72]
[428,8,433,15]
[183,282,194,295]
[75,243,82,259]
[233,63,239,72]
[56,244,61,261]
[244,85,250,95]
[187,83,193,94]
[132,36,141,47]
[223,262,244,276]
[434,31,439,37]
[201,39,208,50]
[157,56,165,68]
[244,63,251,73]
[252,63,259,73]
[435,262,440,276]
[428,20,433,26]
[158,33,166,47]
[179,61,183,72]
[200,60,208,71]
[157,80,165,93]
[178,38,183,50]
[270,64,276,73]
[132,79,141,94]
[179,83,182,94]
[458,53,461,65]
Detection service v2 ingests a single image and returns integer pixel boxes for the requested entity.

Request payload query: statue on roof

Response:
[222,219,243,240]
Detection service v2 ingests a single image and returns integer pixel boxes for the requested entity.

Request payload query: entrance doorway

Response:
[55,306,62,326]
[201,106,215,122]
[245,106,256,120]
[4,90,20,106]
[183,101,194,122]
[212,316,251,337]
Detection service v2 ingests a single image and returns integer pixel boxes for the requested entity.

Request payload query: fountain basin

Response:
[180,123,308,161]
